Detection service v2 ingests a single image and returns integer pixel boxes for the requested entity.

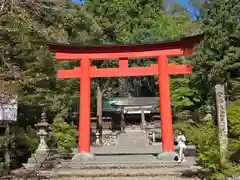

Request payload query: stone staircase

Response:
[7,130,201,180]
[9,156,201,180]
[43,132,200,179]
[37,156,201,180]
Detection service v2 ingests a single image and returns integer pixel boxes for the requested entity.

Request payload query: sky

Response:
[71,0,198,17]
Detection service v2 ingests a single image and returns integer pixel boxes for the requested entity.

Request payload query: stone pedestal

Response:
[72,153,96,162]
[157,152,178,161]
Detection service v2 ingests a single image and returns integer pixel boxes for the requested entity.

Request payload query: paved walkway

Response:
[116,131,148,147]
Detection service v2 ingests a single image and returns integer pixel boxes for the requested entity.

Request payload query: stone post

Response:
[215,84,228,163]
[97,86,103,142]
[141,109,147,130]
[120,107,126,133]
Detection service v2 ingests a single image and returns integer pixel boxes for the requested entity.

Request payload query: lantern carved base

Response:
[23,136,49,170]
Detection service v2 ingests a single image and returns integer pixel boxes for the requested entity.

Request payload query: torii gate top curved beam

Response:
[48,34,203,60]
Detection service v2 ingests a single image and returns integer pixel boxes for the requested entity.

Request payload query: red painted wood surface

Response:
[158,56,175,152]
[57,64,192,79]
[55,48,194,60]
[49,34,203,154]
[57,67,81,79]
[79,59,91,153]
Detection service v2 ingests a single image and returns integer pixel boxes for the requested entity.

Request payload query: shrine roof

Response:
[48,34,204,53]
[102,97,158,112]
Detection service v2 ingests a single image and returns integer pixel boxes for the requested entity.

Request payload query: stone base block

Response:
[72,153,96,162]
[22,163,35,170]
[156,152,178,161]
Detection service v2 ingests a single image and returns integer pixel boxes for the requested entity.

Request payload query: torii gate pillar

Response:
[158,56,174,153]
[79,59,91,153]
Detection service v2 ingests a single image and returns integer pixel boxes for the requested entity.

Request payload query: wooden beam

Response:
[168,64,192,74]
[57,63,192,79]
[90,64,158,78]
[55,48,194,60]
[119,58,128,68]
[57,67,81,79]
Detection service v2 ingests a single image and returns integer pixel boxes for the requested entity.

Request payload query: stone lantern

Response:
[35,108,49,152]
[23,108,49,170]
[95,131,101,146]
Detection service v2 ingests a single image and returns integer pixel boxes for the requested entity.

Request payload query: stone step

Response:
[59,156,196,168]
[49,165,201,178]
[9,162,201,179]
[94,154,157,162]
[42,176,199,180]
[89,145,196,156]
[59,161,194,169]
[124,126,143,132]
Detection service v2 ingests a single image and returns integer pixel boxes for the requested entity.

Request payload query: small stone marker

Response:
[95,131,101,146]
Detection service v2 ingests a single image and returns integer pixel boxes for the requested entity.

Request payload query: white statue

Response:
[176,131,187,163]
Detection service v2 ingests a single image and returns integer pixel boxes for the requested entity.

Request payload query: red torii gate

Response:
[48,34,203,160]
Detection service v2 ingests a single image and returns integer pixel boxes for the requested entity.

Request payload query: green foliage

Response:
[227,100,240,138]
[170,78,201,112]
[192,0,240,103]
[86,0,200,105]
[174,120,220,161]
[174,105,240,179]
[48,116,78,153]
[1,1,238,179]
[9,126,39,169]
[182,0,240,176]
[184,0,240,176]
[227,101,240,165]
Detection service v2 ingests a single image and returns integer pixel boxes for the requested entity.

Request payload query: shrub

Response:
[174,110,240,179]
[227,100,240,139]
[9,126,39,169]
[227,100,240,166]
[174,120,221,176]
[48,116,78,153]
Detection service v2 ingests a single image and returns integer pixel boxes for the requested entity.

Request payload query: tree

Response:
[86,0,201,116]
[0,0,100,170]
[183,0,240,177]
[192,0,240,104]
